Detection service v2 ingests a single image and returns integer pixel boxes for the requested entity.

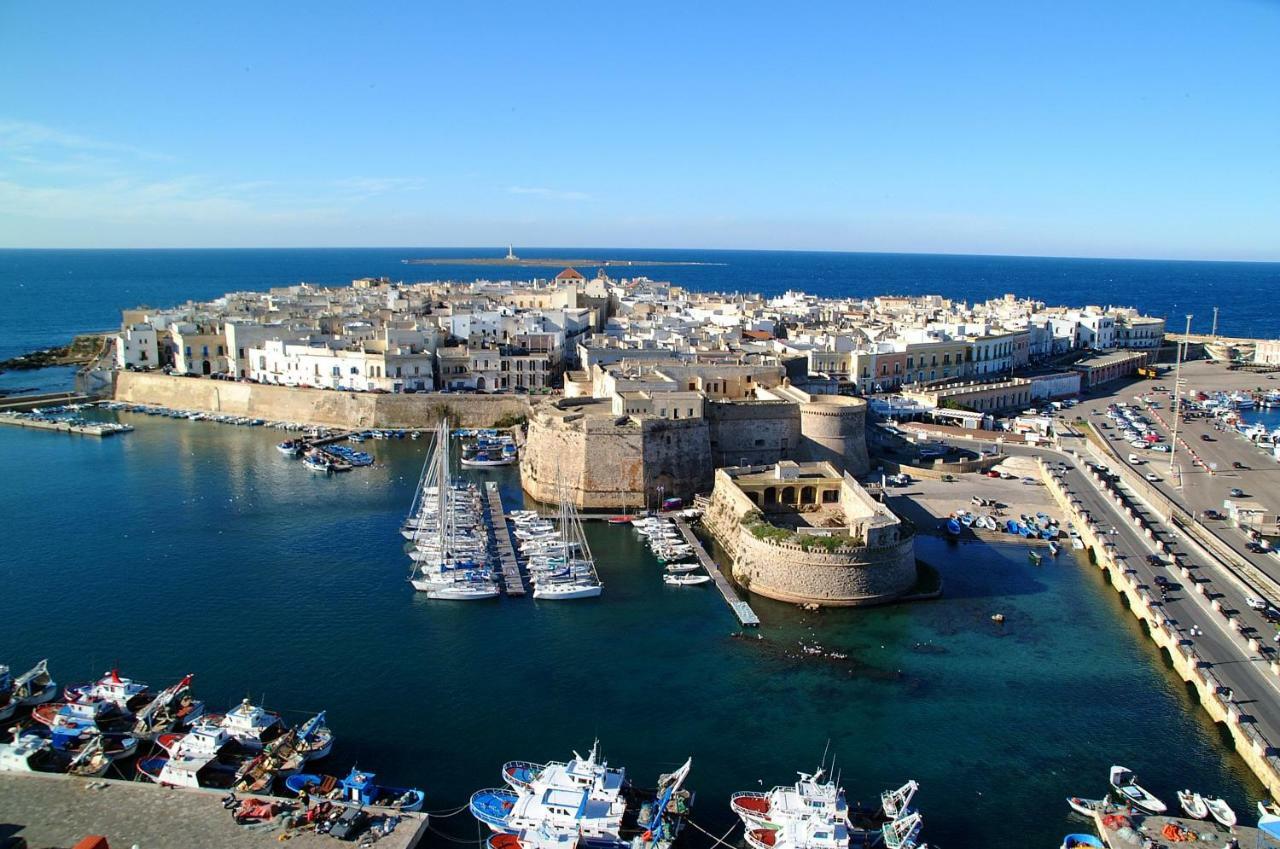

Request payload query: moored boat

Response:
[1061,836,1104,849]
[64,668,150,712]
[1205,796,1236,827]
[1177,790,1208,820]
[285,767,425,811]
[10,659,57,707]
[1109,765,1166,814]
[663,574,711,586]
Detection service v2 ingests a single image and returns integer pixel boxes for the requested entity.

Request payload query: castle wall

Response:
[704,400,802,468]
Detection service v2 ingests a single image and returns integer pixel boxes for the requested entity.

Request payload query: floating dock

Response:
[485,481,526,596]
[674,518,760,627]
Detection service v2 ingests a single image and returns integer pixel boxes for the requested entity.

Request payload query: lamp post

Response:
[1168,314,1193,479]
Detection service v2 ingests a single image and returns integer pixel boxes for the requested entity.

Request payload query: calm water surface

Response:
[0,412,1265,848]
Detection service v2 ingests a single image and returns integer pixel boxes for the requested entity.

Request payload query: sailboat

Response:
[532,476,602,600]
[407,420,500,601]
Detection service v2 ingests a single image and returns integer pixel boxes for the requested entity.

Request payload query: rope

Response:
[423,803,472,817]
[687,818,742,849]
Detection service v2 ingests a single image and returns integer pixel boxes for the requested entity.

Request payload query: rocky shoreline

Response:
[0,333,107,372]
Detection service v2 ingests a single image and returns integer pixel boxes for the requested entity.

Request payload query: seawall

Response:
[1040,456,1280,800]
[114,372,530,428]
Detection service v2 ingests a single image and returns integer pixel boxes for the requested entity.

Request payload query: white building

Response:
[116,323,159,370]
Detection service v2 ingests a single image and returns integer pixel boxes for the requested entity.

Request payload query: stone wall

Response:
[519,398,710,508]
[114,372,529,428]
[702,473,917,607]
[705,400,802,467]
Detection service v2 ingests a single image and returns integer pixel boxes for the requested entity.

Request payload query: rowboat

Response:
[1177,790,1208,820]
[1205,796,1236,827]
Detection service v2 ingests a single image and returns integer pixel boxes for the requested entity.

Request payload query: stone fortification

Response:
[702,465,916,607]
[704,400,802,467]
[520,398,711,508]
[114,372,529,428]
[797,395,870,476]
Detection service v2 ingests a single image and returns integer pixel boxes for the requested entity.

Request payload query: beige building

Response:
[901,376,1033,413]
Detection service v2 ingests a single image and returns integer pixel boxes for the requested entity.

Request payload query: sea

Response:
[2,248,1279,847]
[1,247,1278,395]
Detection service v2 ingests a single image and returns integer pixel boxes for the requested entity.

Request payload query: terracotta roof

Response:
[742,329,774,340]
[555,268,586,280]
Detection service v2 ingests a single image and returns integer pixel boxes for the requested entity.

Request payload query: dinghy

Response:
[1177,790,1208,820]
[1061,836,1104,849]
[663,574,711,587]
[1066,797,1105,817]
[1205,796,1236,827]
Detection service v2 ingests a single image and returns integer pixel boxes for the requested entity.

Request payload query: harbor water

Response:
[0,409,1265,848]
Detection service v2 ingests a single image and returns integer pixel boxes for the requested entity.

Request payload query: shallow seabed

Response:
[0,409,1264,849]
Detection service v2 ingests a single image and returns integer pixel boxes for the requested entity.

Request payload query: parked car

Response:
[1246,596,1269,611]
[1203,509,1225,520]
[1146,554,1164,567]
[1201,434,1213,442]
[1230,487,1245,498]
[1233,461,1248,470]
[1145,472,1160,482]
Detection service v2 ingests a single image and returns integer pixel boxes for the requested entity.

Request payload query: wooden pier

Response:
[673,518,760,627]
[485,482,526,596]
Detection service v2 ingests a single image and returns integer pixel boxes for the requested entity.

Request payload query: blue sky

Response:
[1,1,1277,259]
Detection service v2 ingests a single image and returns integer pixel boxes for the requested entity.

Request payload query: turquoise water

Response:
[0,411,1265,847]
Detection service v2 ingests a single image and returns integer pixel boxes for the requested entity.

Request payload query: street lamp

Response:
[1168,314,1193,478]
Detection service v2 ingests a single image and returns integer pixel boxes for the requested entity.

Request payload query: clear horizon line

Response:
[0,244,1278,265]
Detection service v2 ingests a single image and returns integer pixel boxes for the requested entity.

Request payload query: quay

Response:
[0,412,131,437]
[0,391,92,413]
[485,481,526,595]
[1092,807,1259,848]
[0,772,428,849]
[674,517,760,627]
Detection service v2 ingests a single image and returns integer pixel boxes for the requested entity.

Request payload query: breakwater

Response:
[114,371,530,429]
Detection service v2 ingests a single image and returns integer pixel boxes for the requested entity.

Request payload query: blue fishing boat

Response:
[945,518,962,536]
[1005,519,1019,534]
[285,767,425,811]
[1061,836,1104,849]
[470,787,520,831]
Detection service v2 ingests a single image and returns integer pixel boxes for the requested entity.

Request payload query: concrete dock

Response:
[0,412,132,437]
[486,481,526,595]
[674,518,760,627]
[0,772,428,849]
[1092,807,1256,848]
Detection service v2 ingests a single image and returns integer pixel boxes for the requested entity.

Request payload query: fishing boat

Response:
[285,767,425,811]
[1109,765,1166,814]
[1205,796,1236,827]
[201,699,285,749]
[303,452,333,473]
[881,811,923,849]
[32,698,133,742]
[296,711,334,760]
[487,832,579,849]
[945,518,962,536]
[1066,797,1105,817]
[1061,836,1104,849]
[1177,790,1208,820]
[131,674,205,741]
[461,450,517,467]
[276,439,304,456]
[1047,541,1060,557]
[10,659,57,707]
[1029,551,1042,566]
[0,732,63,774]
[663,574,711,586]
[64,668,151,712]
[731,766,852,831]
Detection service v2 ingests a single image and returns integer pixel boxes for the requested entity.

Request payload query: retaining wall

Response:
[114,372,529,428]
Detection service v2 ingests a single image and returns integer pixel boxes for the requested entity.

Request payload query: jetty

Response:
[485,481,526,595]
[0,411,131,437]
[674,518,760,627]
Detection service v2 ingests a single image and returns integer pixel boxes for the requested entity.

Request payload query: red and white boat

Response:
[64,669,151,712]
[731,768,846,831]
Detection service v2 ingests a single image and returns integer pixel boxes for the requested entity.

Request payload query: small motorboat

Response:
[1177,790,1208,820]
[607,515,634,525]
[1048,541,1060,557]
[285,767,425,811]
[665,563,701,574]
[663,574,712,587]
[1110,765,1167,814]
[1029,551,1043,566]
[1061,836,1104,849]
[945,518,962,536]
[1205,796,1236,827]
[1067,797,1105,817]
[276,439,304,456]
